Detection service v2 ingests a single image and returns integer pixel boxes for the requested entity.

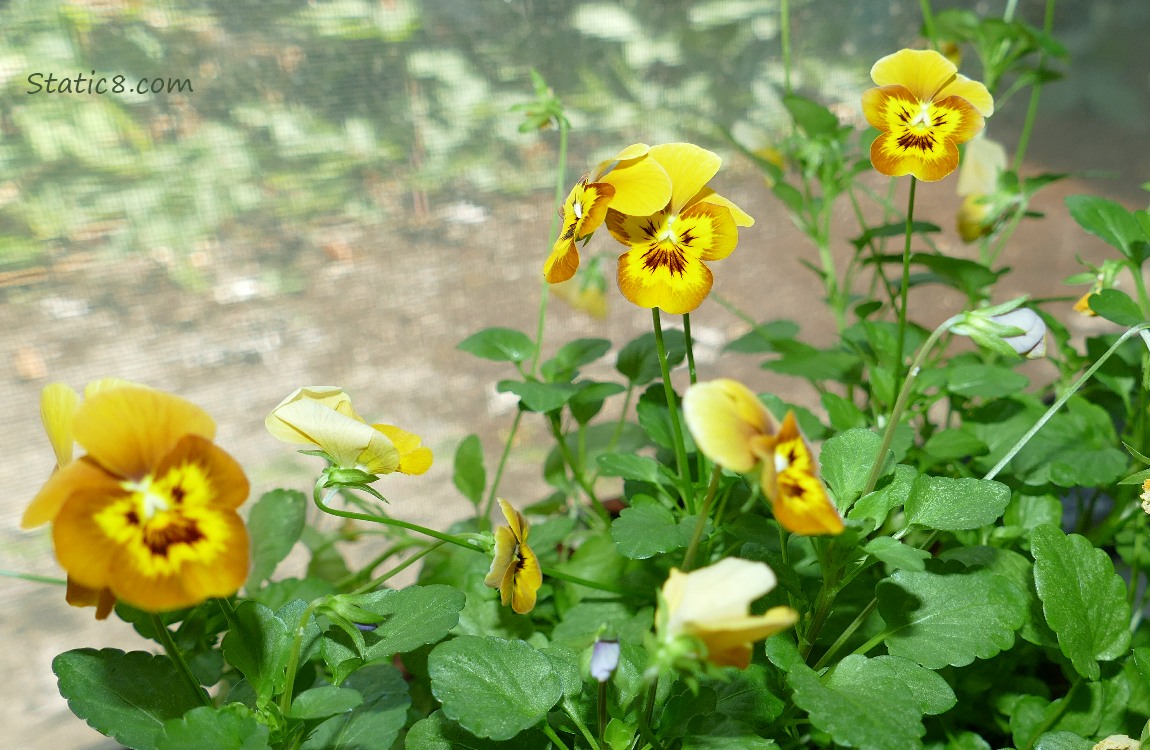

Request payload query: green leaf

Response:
[945,363,1029,398]
[904,475,1010,531]
[851,221,941,250]
[611,500,695,559]
[220,602,290,704]
[301,665,410,750]
[405,711,550,750]
[821,392,868,431]
[428,635,563,741]
[569,380,626,424]
[1011,398,1127,487]
[595,454,668,485]
[53,648,204,750]
[287,685,363,719]
[783,93,839,136]
[724,319,800,354]
[550,601,654,648]
[821,428,892,509]
[1031,732,1094,750]
[1031,524,1132,680]
[1066,195,1150,263]
[247,489,307,587]
[941,545,1057,648]
[496,379,578,413]
[453,434,486,506]
[541,337,611,382]
[636,384,693,452]
[616,329,686,385]
[910,253,1003,297]
[848,464,915,531]
[876,564,1026,668]
[1089,289,1145,326]
[457,328,537,364]
[864,536,930,572]
[922,428,988,460]
[681,717,780,749]
[761,341,862,382]
[769,641,931,750]
[157,706,271,750]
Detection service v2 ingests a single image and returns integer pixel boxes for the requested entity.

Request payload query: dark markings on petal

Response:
[171,485,186,505]
[896,107,911,123]
[896,129,937,153]
[125,509,140,527]
[641,244,687,276]
[144,517,205,557]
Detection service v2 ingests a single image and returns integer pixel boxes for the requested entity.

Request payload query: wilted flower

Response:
[861,48,994,181]
[683,379,844,535]
[955,301,1047,359]
[956,133,1008,242]
[484,498,542,614]
[657,558,798,669]
[24,386,250,614]
[543,144,673,284]
[265,386,432,476]
[1092,736,1140,750]
[589,639,621,682]
[608,143,754,314]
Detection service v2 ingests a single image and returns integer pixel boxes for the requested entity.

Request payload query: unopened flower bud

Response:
[590,639,621,682]
[991,308,1047,359]
[953,300,1047,359]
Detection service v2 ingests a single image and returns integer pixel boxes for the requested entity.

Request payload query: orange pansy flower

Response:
[484,498,542,614]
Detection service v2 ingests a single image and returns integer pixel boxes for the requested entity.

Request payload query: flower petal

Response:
[649,143,721,213]
[870,48,957,102]
[40,383,80,467]
[507,540,542,614]
[956,134,1006,197]
[870,130,961,182]
[616,244,713,314]
[65,579,117,620]
[683,379,776,474]
[155,435,250,511]
[598,151,672,217]
[496,497,529,543]
[73,387,216,480]
[666,558,778,629]
[543,237,580,284]
[693,188,755,227]
[268,397,382,469]
[939,73,994,117]
[266,386,356,445]
[772,469,844,535]
[23,457,124,528]
[373,424,433,475]
[484,525,517,589]
[692,607,800,667]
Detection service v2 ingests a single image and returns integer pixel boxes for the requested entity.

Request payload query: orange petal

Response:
[23,457,120,528]
[870,48,957,103]
[771,469,844,535]
[543,237,581,284]
[65,578,118,620]
[155,435,250,511]
[74,387,216,481]
[870,131,962,182]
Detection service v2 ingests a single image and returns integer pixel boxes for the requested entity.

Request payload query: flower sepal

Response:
[953,298,1047,359]
[320,465,386,501]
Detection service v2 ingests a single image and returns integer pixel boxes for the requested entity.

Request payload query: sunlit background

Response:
[2,0,1147,746]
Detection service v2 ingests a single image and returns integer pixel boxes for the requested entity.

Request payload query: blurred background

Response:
[1,0,1147,746]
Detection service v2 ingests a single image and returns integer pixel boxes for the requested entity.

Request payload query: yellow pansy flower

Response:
[862,48,994,182]
[609,142,754,314]
[484,498,542,614]
[683,379,843,535]
[543,144,673,284]
[265,386,432,476]
[658,557,798,669]
[24,386,250,614]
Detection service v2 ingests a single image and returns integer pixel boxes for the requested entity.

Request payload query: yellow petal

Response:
[41,383,81,467]
[23,457,120,528]
[938,73,994,117]
[648,143,721,213]
[484,525,518,589]
[543,237,581,284]
[73,387,216,481]
[155,435,251,511]
[357,429,401,475]
[683,379,776,473]
[507,540,542,614]
[616,244,713,314]
[870,48,957,103]
[82,377,141,399]
[374,423,433,475]
[693,188,755,227]
[496,497,530,543]
[65,579,118,620]
[773,411,816,475]
[864,85,984,182]
[772,469,844,535]
[592,143,651,177]
[598,150,672,217]
[692,607,800,667]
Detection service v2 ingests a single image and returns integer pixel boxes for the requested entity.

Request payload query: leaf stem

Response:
[150,613,211,709]
[481,410,523,524]
[681,465,723,571]
[314,481,480,553]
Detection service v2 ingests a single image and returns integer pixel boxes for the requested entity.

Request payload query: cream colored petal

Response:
[41,383,80,467]
[357,429,401,474]
[649,143,722,213]
[683,379,777,473]
[870,48,956,102]
[265,386,355,444]
[956,133,1006,197]
[484,526,517,589]
[692,607,800,652]
[667,558,778,631]
[269,398,377,468]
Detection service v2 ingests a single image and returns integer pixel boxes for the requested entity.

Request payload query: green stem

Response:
[919,0,937,46]
[984,323,1150,481]
[683,313,699,385]
[799,541,843,660]
[813,598,878,671]
[630,679,663,750]
[0,570,66,585]
[681,465,723,571]
[597,680,609,749]
[548,414,611,524]
[279,600,321,715]
[562,696,601,750]
[863,314,964,496]
[314,482,480,552]
[150,613,211,708]
[542,724,572,750]
[530,115,570,376]
[352,541,446,595]
[780,0,792,95]
[652,308,695,513]
[544,567,640,599]
[893,176,918,390]
[481,410,523,524]
[1011,0,1055,173]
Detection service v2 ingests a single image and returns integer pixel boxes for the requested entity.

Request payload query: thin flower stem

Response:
[863,314,964,497]
[780,0,792,95]
[542,723,573,750]
[562,696,601,750]
[812,598,879,671]
[352,541,446,595]
[150,613,211,709]
[629,680,662,750]
[597,681,609,749]
[681,465,723,572]
[279,599,322,715]
[0,570,66,586]
[683,313,699,385]
[984,323,1150,481]
[652,308,696,513]
[548,414,611,525]
[481,410,523,524]
[543,567,641,599]
[919,0,937,46]
[530,115,570,377]
[314,482,479,553]
[893,176,918,391]
[1011,0,1055,173]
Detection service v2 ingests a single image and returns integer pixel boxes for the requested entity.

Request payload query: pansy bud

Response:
[953,299,1047,359]
[589,639,621,682]
[990,308,1047,359]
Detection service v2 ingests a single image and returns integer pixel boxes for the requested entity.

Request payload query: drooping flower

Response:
[543,144,673,284]
[484,498,542,614]
[683,378,844,535]
[657,557,798,669]
[23,386,250,614]
[265,386,432,476]
[608,143,754,314]
[862,48,994,181]
[956,133,1008,241]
